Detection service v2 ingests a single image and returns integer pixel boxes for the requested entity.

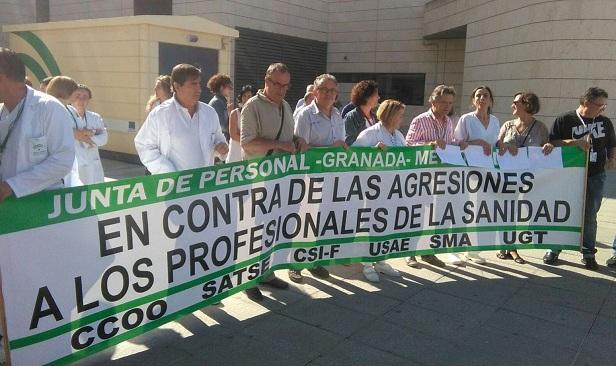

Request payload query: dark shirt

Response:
[209,93,229,136]
[341,103,355,118]
[550,110,616,176]
[344,107,376,145]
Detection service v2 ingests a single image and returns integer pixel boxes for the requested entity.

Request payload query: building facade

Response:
[3,0,616,128]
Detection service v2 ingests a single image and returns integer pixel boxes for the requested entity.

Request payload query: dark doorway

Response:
[234,27,327,109]
[158,42,219,103]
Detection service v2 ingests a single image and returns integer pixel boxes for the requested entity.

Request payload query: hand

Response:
[332,140,348,149]
[481,141,492,156]
[0,181,14,203]
[507,144,518,156]
[375,142,386,150]
[215,143,229,155]
[74,128,94,145]
[606,157,616,170]
[278,141,296,154]
[574,139,591,151]
[433,139,446,149]
[459,141,469,150]
[296,138,310,153]
[497,141,507,156]
[542,143,554,155]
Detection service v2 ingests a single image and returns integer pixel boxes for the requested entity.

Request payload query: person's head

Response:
[429,85,456,117]
[71,84,92,111]
[470,85,494,114]
[171,63,202,108]
[0,48,26,102]
[237,84,255,106]
[264,62,291,104]
[313,74,338,110]
[40,76,53,92]
[46,76,78,105]
[207,73,233,98]
[154,75,172,101]
[512,91,540,119]
[377,99,405,131]
[579,87,608,118]
[351,80,379,109]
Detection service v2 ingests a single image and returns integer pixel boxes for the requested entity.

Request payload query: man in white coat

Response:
[135,64,228,174]
[0,47,74,202]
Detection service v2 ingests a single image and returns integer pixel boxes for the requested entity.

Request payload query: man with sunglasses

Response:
[240,62,295,301]
[543,87,616,270]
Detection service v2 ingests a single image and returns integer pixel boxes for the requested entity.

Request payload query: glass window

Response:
[335,73,425,106]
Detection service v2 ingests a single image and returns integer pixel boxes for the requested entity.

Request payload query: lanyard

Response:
[519,119,536,147]
[66,105,80,128]
[575,110,594,142]
[0,94,27,155]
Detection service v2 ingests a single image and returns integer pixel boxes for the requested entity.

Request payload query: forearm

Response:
[242,137,282,155]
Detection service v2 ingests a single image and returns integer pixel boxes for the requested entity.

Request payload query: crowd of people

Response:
[1,46,616,303]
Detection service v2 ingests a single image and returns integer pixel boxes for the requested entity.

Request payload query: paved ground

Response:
[74,160,616,366]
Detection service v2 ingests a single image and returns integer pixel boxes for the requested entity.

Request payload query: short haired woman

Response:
[496,91,553,264]
[353,99,406,282]
[344,80,379,145]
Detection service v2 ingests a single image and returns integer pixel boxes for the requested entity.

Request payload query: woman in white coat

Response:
[67,84,108,185]
[353,99,406,282]
[452,85,499,265]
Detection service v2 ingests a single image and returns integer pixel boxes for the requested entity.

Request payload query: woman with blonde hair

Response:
[353,99,406,282]
[146,75,172,114]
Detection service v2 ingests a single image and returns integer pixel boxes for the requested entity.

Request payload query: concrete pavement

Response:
[73,160,616,366]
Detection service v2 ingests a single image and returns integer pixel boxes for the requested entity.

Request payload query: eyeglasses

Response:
[512,100,524,105]
[317,87,338,94]
[267,77,291,89]
[589,100,607,110]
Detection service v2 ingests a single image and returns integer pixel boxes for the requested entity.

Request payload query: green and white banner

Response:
[0,146,585,365]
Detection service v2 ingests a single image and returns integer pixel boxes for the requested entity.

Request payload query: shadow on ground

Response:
[74,249,616,366]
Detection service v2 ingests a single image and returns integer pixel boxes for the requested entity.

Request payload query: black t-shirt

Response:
[550,110,616,176]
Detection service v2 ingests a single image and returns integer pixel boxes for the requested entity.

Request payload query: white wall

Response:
[425,0,616,126]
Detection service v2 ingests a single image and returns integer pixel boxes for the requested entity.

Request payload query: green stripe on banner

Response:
[13,31,61,76]
[44,241,578,366]
[0,146,586,236]
[9,224,579,350]
[16,53,48,82]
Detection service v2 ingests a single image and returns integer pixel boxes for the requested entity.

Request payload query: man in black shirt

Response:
[543,87,616,270]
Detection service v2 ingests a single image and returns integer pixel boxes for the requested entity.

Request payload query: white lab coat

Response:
[134,97,227,174]
[64,108,108,186]
[0,86,75,197]
[353,122,406,147]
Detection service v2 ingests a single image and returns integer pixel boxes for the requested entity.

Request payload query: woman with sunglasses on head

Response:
[496,91,553,264]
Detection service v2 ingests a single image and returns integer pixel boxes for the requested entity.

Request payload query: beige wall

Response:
[327,0,465,130]
[0,0,36,46]
[7,18,235,155]
[173,0,329,42]
[425,0,616,126]
[49,0,133,21]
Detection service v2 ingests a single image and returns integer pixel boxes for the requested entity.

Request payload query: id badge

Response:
[590,150,598,163]
[29,136,48,162]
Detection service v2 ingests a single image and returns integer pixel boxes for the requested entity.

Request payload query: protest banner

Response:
[0,146,585,365]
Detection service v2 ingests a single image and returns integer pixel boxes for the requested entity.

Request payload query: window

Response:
[335,73,425,106]
[134,0,172,15]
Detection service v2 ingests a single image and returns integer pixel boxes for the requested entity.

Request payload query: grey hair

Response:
[429,85,456,103]
[314,74,337,89]
[265,62,289,77]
